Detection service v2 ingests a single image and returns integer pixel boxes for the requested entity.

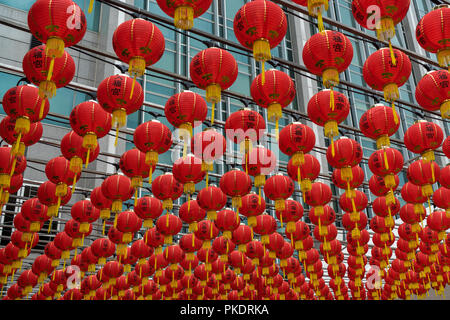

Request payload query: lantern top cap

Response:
[413,120,428,124]
[433,4,450,10]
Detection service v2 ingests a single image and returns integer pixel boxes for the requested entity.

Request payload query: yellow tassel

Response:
[275,119,279,141]
[85,148,91,169]
[72,174,77,193]
[166,212,169,228]
[9,157,17,178]
[391,102,399,125]
[134,189,138,208]
[102,220,106,236]
[47,58,55,81]
[114,213,118,229]
[47,216,53,234]
[330,137,335,158]
[13,133,22,155]
[205,171,209,188]
[329,87,335,112]
[431,162,435,183]
[130,74,137,100]
[258,187,262,205]
[211,102,215,126]
[261,61,266,86]
[383,148,389,170]
[318,10,324,32]
[389,40,396,66]
[39,99,46,119]
[149,166,153,185]
[88,0,95,13]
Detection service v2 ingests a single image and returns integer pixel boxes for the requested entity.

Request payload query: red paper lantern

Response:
[134,196,163,229]
[407,160,441,198]
[156,214,183,245]
[215,209,240,240]
[21,198,49,233]
[119,148,154,197]
[239,193,266,229]
[332,166,365,194]
[253,214,277,245]
[359,104,400,149]
[197,185,227,222]
[152,172,184,211]
[61,131,100,176]
[1,85,49,142]
[369,174,399,196]
[189,47,238,124]
[101,174,134,214]
[242,146,277,193]
[45,156,79,203]
[416,70,450,119]
[416,5,450,68]
[303,30,353,88]
[368,147,404,190]
[363,48,411,123]
[69,100,111,159]
[264,174,295,211]
[70,200,100,234]
[0,116,43,157]
[220,169,252,213]
[0,174,23,207]
[156,0,212,30]
[97,74,144,143]
[433,187,450,217]
[404,121,443,162]
[90,238,115,265]
[116,211,142,245]
[250,69,295,133]
[133,120,173,183]
[113,18,165,82]
[224,108,266,153]
[172,154,205,196]
[339,190,368,213]
[326,138,363,182]
[22,45,75,114]
[275,199,303,233]
[287,154,321,194]
[233,0,287,83]
[292,0,329,31]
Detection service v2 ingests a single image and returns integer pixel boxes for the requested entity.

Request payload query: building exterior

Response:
[0,0,448,298]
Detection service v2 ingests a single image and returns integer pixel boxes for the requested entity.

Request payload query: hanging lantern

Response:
[215,209,241,240]
[279,122,316,168]
[416,5,450,69]
[45,156,79,221]
[433,187,450,218]
[37,181,72,221]
[70,200,100,234]
[326,137,363,182]
[225,108,266,154]
[363,48,411,124]
[65,219,93,251]
[134,196,163,229]
[90,186,113,234]
[22,45,75,118]
[119,148,154,205]
[332,165,364,197]
[165,90,207,156]
[156,214,183,246]
[172,154,206,200]
[303,30,353,88]
[0,173,22,209]
[61,131,100,186]
[253,214,277,246]
[239,193,266,231]
[415,70,450,119]
[152,172,184,212]
[242,146,277,197]
[219,168,253,214]
[304,182,332,217]
[97,74,144,146]
[191,128,226,187]
[275,199,304,233]
[287,154,321,195]
[264,174,295,211]
[133,120,173,184]
[156,0,212,30]
[91,238,115,266]
[116,211,143,246]
[250,69,296,137]
[233,0,287,84]
[404,121,443,163]
[407,160,441,199]
[307,89,350,156]
[189,47,238,125]
[197,185,227,222]
[368,147,404,191]
[101,174,134,215]
[0,116,43,157]
[352,0,410,65]
[69,100,112,165]
[359,104,400,149]
[31,254,54,284]
[113,18,165,98]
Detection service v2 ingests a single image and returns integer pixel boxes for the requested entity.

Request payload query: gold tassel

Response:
[102,220,106,236]
[130,74,137,100]
[47,216,53,234]
[72,174,77,193]
[47,58,55,81]
[261,61,266,85]
[85,148,91,169]
[318,10,324,32]
[114,125,120,147]
[39,99,46,119]
[149,166,153,185]
[329,87,335,112]
[391,101,399,125]
[211,102,215,126]
[389,40,396,66]
[383,148,389,170]
[134,189,138,208]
